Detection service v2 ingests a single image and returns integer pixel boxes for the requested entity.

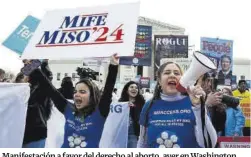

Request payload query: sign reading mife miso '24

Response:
[22,2,140,59]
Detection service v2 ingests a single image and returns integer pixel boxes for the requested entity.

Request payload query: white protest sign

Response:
[99,102,130,148]
[0,83,30,148]
[22,2,140,59]
[161,58,192,72]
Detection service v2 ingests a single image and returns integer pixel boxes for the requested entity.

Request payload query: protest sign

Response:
[22,2,140,59]
[218,136,251,148]
[139,77,150,88]
[99,102,130,148]
[2,15,40,55]
[154,35,188,79]
[120,25,152,66]
[0,83,30,148]
[201,37,233,86]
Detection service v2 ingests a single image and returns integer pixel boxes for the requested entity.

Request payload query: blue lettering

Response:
[110,104,122,113]
[58,32,67,43]
[38,31,59,45]
[76,31,90,42]
[96,15,107,26]
[65,32,76,43]
[86,16,97,27]
[79,17,87,27]
[59,16,80,29]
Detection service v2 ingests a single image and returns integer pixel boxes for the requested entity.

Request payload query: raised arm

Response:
[99,54,119,117]
[29,68,68,113]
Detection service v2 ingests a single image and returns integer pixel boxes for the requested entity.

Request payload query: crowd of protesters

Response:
[0,56,250,148]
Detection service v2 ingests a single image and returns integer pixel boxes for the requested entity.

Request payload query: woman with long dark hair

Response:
[118,81,145,148]
[24,54,118,148]
[22,60,53,148]
[137,62,217,148]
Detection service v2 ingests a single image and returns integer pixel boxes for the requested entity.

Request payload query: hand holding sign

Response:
[110,53,119,65]
[21,60,41,76]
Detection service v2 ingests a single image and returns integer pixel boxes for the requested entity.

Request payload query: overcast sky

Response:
[0,0,250,73]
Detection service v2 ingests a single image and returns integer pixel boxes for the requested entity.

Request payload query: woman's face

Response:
[74,83,90,109]
[127,84,138,98]
[159,63,182,95]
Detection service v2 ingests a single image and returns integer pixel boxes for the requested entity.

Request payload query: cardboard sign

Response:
[22,2,140,59]
[2,15,40,55]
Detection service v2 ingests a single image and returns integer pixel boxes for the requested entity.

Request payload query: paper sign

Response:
[22,2,140,59]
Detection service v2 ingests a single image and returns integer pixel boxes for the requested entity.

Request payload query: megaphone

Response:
[176,51,217,93]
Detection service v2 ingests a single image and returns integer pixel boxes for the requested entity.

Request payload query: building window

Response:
[57,73,61,81]
[64,73,68,77]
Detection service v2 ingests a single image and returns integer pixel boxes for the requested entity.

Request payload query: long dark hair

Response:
[144,62,183,126]
[74,79,101,117]
[119,81,145,106]
[119,81,145,136]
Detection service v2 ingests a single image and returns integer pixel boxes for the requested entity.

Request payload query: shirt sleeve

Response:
[99,64,118,117]
[29,69,68,113]
[192,105,217,148]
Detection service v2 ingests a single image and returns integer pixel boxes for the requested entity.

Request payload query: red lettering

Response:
[202,41,231,53]
[110,24,124,41]
[94,27,109,42]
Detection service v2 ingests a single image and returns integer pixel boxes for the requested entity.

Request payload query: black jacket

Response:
[129,103,144,137]
[217,70,232,86]
[23,61,53,145]
[208,106,226,136]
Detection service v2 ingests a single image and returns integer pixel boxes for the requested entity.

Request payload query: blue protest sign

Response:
[120,25,152,66]
[2,15,40,55]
